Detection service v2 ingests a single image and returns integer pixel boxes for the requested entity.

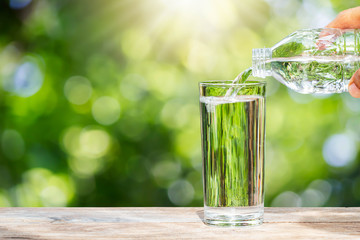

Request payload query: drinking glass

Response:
[199,80,266,227]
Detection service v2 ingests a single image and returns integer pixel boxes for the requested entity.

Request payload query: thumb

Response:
[326,7,360,29]
[349,69,360,98]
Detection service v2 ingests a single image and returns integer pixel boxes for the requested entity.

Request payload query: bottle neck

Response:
[252,48,272,78]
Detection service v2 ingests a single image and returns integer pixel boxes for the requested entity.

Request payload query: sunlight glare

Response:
[158,0,236,35]
[160,0,208,14]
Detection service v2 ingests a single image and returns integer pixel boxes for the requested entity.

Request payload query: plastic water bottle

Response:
[252,28,360,94]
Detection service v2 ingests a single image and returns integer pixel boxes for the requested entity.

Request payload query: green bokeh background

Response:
[0,0,360,207]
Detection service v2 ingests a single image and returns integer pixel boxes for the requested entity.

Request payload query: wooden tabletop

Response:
[0,207,359,239]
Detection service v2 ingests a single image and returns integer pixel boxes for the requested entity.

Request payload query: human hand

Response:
[326,7,360,97]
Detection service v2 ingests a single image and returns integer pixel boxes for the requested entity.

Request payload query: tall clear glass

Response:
[199,80,266,227]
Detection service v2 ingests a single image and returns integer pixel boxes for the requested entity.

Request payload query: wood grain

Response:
[0,207,359,239]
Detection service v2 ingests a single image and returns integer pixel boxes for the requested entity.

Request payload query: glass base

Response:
[204,205,264,227]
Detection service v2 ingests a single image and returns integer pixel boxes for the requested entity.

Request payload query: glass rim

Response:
[199,80,266,87]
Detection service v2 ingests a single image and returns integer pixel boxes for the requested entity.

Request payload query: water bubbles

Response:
[3,59,43,97]
[92,96,120,125]
[1,129,25,160]
[167,179,194,206]
[64,76,92,105]
[271,191,302,207]
[322,134,357,167]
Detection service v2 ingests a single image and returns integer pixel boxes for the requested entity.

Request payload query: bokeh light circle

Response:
[69,157,104,177]
[64,76,92,105]
[151,160,181,187]
[322,134,357,167]
[16,168,75,207]
[271,191,302,207]
[40,186,67,207]
[3,60,43,97]
[301,189,326,207]
[9,0,32,9]
[62,126,111,159]
[167,179,194,206]
[79,128,110,158]
[92,96,120,125]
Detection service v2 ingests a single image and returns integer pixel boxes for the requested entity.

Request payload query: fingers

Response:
[326,7,360,29]
[318,7,360,50]
[316,28,341,50]
[327,8,360,98]
[349,69,360,98]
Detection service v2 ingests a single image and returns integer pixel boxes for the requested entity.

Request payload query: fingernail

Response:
[349,83,360,98]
